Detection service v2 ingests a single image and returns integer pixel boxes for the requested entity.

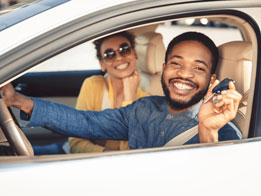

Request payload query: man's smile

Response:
[173,82,193,90]
[169,78,198,94]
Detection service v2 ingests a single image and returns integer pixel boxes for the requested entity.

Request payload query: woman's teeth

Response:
[116,63,128,70]
[173,82,193,90]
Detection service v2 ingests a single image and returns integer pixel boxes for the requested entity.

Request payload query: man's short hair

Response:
[164,32,219,74]
[93,31,136,61]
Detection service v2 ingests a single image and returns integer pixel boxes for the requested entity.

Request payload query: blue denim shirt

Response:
[27,96,242,149]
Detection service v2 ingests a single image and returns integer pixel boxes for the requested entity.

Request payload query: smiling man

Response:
[162,33,216,113]
[0,32,242,149]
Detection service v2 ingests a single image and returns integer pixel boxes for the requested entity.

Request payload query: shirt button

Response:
[161,131,165,137]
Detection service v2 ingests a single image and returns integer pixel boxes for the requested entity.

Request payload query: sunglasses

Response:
[102,43,132,62]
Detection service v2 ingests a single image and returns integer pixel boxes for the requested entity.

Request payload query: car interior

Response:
[0,13,257,157]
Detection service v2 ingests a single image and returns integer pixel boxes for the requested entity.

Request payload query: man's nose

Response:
[176,66,194,78]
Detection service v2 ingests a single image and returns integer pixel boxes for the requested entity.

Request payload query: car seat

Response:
[216,41,252,138]
[135,32,165,95]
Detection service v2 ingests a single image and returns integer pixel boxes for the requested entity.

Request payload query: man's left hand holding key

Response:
[198,79,242,143]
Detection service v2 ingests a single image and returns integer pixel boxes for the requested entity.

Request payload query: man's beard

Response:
[161,75,210,111]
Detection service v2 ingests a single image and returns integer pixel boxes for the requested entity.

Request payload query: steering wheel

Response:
[0,98,34,156]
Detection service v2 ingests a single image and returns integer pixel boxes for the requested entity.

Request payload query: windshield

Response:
[0,0,69,31]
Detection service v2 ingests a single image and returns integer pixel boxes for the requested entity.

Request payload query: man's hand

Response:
[123,69,141,101]
[0,83,34,115]
[0,83,17,106]
[198,80,242,143]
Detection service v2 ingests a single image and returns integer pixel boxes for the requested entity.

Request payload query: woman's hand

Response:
[123,69,141,101]
[198,80,242,143]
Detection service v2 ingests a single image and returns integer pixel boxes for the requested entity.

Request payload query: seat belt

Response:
[239,89,249,108]
[164,125,198,147]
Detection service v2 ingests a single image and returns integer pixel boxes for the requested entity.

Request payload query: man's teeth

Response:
[173,82,193,90]
[116,63,128,70]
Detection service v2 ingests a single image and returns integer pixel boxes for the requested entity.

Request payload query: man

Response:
[0,32,242,149]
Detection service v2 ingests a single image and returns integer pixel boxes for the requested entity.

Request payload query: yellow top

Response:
[69,75,148,153]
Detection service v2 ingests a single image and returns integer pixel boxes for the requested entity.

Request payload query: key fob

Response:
[212,78,234,94]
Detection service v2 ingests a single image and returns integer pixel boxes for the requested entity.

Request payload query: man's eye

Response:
[170,62,181,66]
[194,67,205,71]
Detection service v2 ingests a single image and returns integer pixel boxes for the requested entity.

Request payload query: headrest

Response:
[135,32,165,74]
[216,41,252,95]
[218,41,252,61]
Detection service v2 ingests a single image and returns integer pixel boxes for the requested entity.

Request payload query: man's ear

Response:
[210,74,216,84]
[134,50,138,59]
[99,61,106,72]
[162,63,166,72]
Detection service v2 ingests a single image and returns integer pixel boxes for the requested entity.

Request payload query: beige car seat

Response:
[135,32,165,95]
[216,41,252,138]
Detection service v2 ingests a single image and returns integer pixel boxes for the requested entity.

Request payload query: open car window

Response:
[0,0,259,160]
[8,15,250,153]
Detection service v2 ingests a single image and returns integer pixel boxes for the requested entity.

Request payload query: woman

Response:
[70,31,148,153]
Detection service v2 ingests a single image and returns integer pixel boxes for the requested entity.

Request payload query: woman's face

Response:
[99,35,137,79]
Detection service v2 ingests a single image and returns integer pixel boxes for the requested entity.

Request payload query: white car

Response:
[0,0,261,195]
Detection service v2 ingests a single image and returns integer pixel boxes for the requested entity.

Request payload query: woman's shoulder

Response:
[84,75,105,82]
[82,75,105,87]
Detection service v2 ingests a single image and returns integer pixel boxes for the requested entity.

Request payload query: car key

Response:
[204,78,234,104]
